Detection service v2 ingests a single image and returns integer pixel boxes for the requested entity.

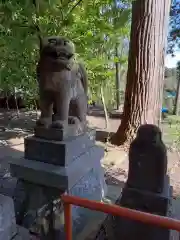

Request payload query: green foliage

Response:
[0,0,131,107]
[168,0,180,55]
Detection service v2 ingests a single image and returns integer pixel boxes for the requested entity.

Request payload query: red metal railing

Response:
[62,194,180,240]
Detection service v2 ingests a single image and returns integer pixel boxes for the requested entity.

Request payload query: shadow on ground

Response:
[0,109,37,140]
[104,167,127,187]
[0,109,118,143]
[87,105,123,119]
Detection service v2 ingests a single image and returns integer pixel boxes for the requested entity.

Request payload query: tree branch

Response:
[59,0,65,21]
[67,0,83,16]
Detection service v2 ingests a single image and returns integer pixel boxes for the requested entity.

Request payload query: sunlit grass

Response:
[162,115,180,149]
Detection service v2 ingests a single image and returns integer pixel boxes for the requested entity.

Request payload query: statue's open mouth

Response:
[57,51,73,60]
[47,51,74,60]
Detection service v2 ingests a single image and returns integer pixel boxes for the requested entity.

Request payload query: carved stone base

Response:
[10,145,104,190]
[9,132,107,238]
[25,129,96,166]
[34,122,88,141]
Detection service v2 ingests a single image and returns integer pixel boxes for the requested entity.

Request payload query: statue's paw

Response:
[68,116,79,125]
[51,120,66,129]
[36,118,51,128]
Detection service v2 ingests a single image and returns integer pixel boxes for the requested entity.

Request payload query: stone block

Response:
[0,194,17,240]
[22,161,107,239]
[69,167,106,236]
[24,129,96,166]
[96,178,172,240]
[53,166,107,238]
[120,178,171,216]
[127,124,167,193]
[10,145,105,191]
[34,124,87,141]
[0,177,17,197]
[14,226,30,240]
[97,215,171,240]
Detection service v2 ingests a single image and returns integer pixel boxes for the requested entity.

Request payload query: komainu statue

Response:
[36,36,88,130]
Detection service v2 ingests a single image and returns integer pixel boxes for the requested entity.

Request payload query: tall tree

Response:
[111,0,171,146]
[173,61,180,115]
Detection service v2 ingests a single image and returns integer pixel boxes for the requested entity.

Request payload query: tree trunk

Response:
[5,92,10,111]
[14,87,20,117]
[115,44,121,110]
[111,0,171,146]
[173,62,180,115]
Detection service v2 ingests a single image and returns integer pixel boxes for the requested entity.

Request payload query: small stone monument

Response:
[127,124,167,193]
[0,194,30,240]
[10,36,107,238]
[0,194,17,240]
[96,124,172,240]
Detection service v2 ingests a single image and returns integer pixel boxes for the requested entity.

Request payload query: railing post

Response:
[64,202,72,240]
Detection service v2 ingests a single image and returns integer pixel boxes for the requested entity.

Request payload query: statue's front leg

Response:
[36,91,53,128]
[68,94,87,134]
[51,92,70,129]
[74,94,87,124]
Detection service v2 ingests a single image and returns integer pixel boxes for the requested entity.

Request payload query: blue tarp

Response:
[162,107,168,113]
[166,91,176,97]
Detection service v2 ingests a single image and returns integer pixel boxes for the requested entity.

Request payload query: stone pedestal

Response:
[98,177,172,240]
[10,128,107,238]
[120,176,171,216]
[24,128,96,166]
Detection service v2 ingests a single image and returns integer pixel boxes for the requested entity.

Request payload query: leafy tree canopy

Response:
[0,0,131,107]
[168,0,180,55]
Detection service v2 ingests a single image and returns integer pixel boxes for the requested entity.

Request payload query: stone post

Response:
[0,194,30,240]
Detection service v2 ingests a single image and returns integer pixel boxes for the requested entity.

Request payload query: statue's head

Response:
[40,36,75,62]
[136,124,162,142]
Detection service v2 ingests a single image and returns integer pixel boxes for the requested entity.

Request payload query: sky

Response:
[165,51,180,68]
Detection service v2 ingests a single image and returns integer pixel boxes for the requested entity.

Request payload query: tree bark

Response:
[111,0,171,146]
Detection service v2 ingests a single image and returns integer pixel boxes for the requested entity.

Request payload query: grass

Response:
[162,115,180,149]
